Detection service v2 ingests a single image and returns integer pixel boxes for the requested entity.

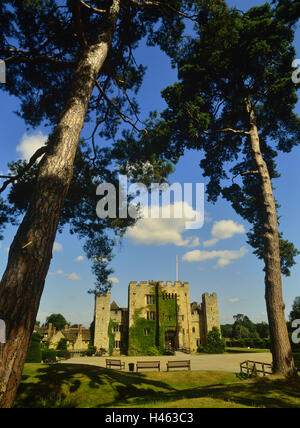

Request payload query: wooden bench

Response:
[167,360,191,371]
[106,359,125,370]
[136,361,160,372]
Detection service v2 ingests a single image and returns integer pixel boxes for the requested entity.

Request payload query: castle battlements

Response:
[129,280,189,288]
[94,281,220,356]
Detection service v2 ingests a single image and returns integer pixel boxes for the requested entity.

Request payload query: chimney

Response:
[47,323,52,336]
[78,324,82,336]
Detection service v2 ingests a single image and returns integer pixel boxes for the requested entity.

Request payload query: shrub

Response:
[225,338,270,349]
[42,349,57,363]
[199,327,225,354]
[57,350,71,359]
[57,338,68,351]
[146,346,161,356]
[86,345,97,357]
[26,335,42,363]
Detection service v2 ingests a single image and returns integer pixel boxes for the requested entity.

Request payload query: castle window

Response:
[114,340,121,349]
[146,311,156,320]
[144,328,150,336]
[181,315,184,321]
[192,327,196,333]
[182,329,185,335]
[146,295,155,305]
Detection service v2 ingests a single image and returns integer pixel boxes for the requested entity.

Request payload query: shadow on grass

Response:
[101,376,300,409]
[15,364,176,408]
[15,363,300,408]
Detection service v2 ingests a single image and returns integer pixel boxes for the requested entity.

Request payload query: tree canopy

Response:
[129,0,300,275]
[290,296,300,322]
[0,0,196,293]
[45,313,68,331]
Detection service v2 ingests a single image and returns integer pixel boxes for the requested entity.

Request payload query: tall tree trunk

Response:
[0,0,120,408]
[246,99,297,376]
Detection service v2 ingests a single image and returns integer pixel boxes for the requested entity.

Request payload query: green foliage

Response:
[108,319,118,356]
[226,338,271,350]
[128,284,178,356]
[45,314,67,331]
[256,322,270,339]
[56,338,68,351]
[221,324,233,338]
[232,314,258,339]
[289,297,300,322]
[56,350,71,359]
[274,0,300,24]
[0,0,192,293]
[128,313,158,356]
[42,349,57,363]
[86,344,97,357]
[222,315,270,342]
[199,327,225,354]
[138,0,300,276]
[26,333,42,363]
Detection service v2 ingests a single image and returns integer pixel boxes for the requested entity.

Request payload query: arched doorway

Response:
[165,330,176,350]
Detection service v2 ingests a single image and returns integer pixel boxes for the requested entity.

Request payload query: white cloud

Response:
[203,220,245,247]
[126,202,201,247]
[75,255,84,262]
[229,298,240,303]
[16,131,48,161]
[67,272,82,281]
[182,246,248,268]
[108,277,119,284]
[53,242,63,252]
[50,270,82,281]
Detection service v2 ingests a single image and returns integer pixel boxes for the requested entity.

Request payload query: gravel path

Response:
[60,352,273,373]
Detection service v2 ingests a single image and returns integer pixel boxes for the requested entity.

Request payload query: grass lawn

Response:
[14,363,300,408]
[225,348,270,354]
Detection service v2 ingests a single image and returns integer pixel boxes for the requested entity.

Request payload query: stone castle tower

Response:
[94,281,220,355]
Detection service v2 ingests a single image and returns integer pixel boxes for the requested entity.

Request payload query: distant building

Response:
[94,281,220,355]
[34,324,91,351]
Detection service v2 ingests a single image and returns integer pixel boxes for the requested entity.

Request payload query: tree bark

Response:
[246,98,297,376]
[0,0,120,408]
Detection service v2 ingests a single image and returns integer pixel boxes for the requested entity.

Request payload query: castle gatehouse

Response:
[94,281,220,355]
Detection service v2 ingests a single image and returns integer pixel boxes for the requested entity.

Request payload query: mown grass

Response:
[225,348,270,354]
[14,362,300,408]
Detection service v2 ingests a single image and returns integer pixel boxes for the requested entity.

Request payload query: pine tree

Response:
[0,0,198,407]
[137,0,300,375]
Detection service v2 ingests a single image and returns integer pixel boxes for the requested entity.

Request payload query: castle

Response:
[94,281,220,355]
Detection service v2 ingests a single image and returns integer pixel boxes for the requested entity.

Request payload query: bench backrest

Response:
[167,360,190,366]
[106,359,122,364]
[136,361,160,367]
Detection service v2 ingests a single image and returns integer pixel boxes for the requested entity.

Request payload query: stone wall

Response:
[201,293,221,344]
[94,282,221,354]
[94,293,111,351]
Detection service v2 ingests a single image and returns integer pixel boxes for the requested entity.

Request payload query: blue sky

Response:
[0,0,299,327]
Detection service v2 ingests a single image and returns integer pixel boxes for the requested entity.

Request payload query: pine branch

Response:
[74,0,89,51]
[125,0,198,21]
[80,0,106,14]
[95,80,147,134]
[4,51,74,67]
[0,146,47,194]
[203,128,250,136]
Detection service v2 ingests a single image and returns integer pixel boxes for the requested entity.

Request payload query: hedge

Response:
[226,338,270,349]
